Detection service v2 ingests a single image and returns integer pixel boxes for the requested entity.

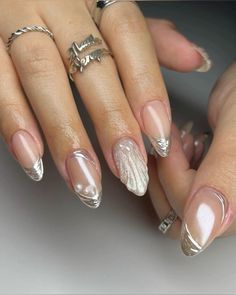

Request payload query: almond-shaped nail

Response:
[181,187,229,257]
[66,150,102,209]
[141,100,171,157]
[193,45,212,72]
[113,138,148,196]
[180,121,194,139]
[11,130,43,181]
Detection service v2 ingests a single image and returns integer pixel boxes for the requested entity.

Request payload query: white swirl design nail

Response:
[193,45,212,72]
[113,138,149,196]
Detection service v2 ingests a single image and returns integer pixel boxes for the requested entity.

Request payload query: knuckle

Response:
[104,10,146,35]
[19,44,56,78]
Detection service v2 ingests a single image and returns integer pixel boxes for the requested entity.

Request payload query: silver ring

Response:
[158,209,177,234]
[6,25,54,52]
[68,34,111,80]
[91,0,136,26]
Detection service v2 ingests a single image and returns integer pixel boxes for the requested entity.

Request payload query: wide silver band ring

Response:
[6,25,54,52]
[91,0,136,26]
[68,34,112,80]
[158,209,178,234]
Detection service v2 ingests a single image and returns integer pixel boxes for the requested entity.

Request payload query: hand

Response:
[0,0,211,208]
[148,62,236,256]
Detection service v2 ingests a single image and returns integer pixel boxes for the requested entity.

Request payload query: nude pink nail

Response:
[66,150,102,209]
[181,187,230,256]
[141,100,171,157]
[11,130,43,181]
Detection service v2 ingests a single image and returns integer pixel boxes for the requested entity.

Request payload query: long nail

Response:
[193,45,212,72]
[113,138,149,196]
[11,130,43,181]
[66,150,102,208]
[181,187,229,256]
[142,100,171,157]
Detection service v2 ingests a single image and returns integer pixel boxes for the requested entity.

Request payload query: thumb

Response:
[181,62,236,257]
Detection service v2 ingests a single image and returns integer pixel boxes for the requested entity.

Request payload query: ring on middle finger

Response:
[68,34,111,80]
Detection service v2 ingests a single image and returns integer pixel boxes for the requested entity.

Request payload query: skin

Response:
[0,1,205,195]
[148,63,236,239]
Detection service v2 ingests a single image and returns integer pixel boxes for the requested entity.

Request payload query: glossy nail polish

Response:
[66,150,102,208]
[193,45,212,72]
[180,121,194,139]
[142,100,171,157]
[11,130,43,181]
[113,138,148,196]
[181,187,229,256]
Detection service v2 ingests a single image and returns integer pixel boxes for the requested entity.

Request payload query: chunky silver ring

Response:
[91,0,136,26]
[158,209,178,234]
[6,25,54,52]
[68,34,111,80]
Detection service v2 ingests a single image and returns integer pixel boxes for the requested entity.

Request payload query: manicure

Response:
[180,121,194,139]
[113,138,149,196]
[11,130,43,181]
[142,100,171,157]
[193,45,212,72]
[181,187,229,256]
[66,150,102,208]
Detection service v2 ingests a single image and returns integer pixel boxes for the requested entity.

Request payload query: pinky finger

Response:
[148,153,182,239]
[0,39,44,181]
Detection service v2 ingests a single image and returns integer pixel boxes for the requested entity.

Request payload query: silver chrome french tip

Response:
[181,223,202,257]
[74,189,102,209]
[193,45,212,72]
[113,138,149,197]
[150,137,170,158]
[23,158,44,182]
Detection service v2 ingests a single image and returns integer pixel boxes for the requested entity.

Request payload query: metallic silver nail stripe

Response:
[23,158,44,182]
[181,223,202,256]
[70,150,102,209]
[150,137,170,158]
[113,139,149,196]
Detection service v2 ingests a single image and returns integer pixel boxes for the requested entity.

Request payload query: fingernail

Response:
[113,138,149,196]
[193,45,212,72]
[181,187,229,256]
[180,121,194,139]
[66,150,102,208]
[142,100,171,157]
[11,130,43,181]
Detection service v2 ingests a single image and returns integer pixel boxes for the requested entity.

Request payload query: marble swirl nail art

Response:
[113,138,149,196]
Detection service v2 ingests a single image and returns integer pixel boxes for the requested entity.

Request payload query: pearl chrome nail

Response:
[66,150,102,208]
[113,138,149,196]
[180,121,194,139]
[142,100,171,157]
[11,130,43,181]
[181,187,229,257]
[193,45,212,72]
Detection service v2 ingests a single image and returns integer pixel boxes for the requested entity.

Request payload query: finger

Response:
[0,38,44,181]
[146,18,212,72]
[40,1,149,196]
[148,153,182,239]
[180,121,195,162]
[96,2,172,157]
[1,18,103,208]
[180,63,236,256]
[158,124,196,218]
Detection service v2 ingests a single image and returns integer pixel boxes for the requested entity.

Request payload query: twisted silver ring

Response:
[158,209,178,234]
[91,0,136,26]
[6,25,54,51]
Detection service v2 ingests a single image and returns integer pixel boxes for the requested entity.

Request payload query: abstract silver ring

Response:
[6,25,54,52]
[68,34,111,80]
[158,209,178,234]
[91,0,136,26]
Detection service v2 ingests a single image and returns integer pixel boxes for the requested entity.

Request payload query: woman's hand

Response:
[0,0,210,208]
[148,62,236,256]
